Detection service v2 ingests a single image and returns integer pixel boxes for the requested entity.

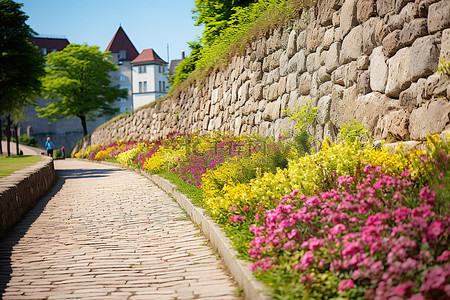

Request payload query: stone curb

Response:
[81,159,271,300]
[0,156,56,229]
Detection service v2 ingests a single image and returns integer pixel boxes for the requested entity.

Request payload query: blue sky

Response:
[18,0,204,61]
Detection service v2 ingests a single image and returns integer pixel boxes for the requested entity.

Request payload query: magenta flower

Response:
[338,279,354,292]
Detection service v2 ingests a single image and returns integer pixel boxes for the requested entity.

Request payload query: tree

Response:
[0,0,45,156]
[37,44,127,136]
[193,0,257,46]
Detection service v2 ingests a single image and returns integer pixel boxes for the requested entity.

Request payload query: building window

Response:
[119,50,127,59]
[143,81,147,92]
[139,82,143,93]
[51,48,57,53]
[119,75,126,82]
[138,66,146,73]
[163,81,166,92]
[120,97,127,102]
[41,48,47,55]
[120,107,127,113]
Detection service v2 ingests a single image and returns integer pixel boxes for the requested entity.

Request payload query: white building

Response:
[131,49,169,109]
[105,26,139,114]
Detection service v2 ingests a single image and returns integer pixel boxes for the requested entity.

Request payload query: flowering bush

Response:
[246,166,449,299]
[74,131,449,299]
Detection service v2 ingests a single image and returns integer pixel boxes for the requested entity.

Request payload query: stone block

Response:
[322,27,335,50]
[278,76,287,96]
[386,47,412,98]
[377,0,395,17]
[362,17,378,54]
[378,109,410,140]
[306,53,316,73]
[375,18,390,43]
[330,86,359,127]
[298,72,312,95]
[294,49,307,73]
[279,51,290,77]
[270,49,283,70]
[395,0,415,14]
[333,10,341,27]
[440,28,450,61]
[417,0,439,17]
[287,29,297,58]
[355,92,393,135]
[318,81,333,98]
[262,99,281,122]
[297,31,307,50]
[307,26,319,52]
[340,0,358,37]
[399,81,425,112]
[286,73,298,92]
[428,0,450,34]
[332,65,346,86]
[370,46,389,93]
[382,30,402,57]
[317,96,332,125]
[317,0,341,26]
[410,35,440,82]
[357,55,370,70]
[424,73,449,98]
[357,0,377,23]
[400,18,428,47]
[340,25,364,64]
[325,42,341,73]
[357,70,372,94]
[318,66,331,83]
[409,98,450,140]
[344,61,360,87]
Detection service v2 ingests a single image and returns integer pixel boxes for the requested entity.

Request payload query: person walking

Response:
[61,146,66,159]
[45,137,54,157]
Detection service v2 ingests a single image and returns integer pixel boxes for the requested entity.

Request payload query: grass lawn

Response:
[0,155,43,178]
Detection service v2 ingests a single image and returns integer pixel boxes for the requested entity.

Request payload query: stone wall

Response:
[0,157,56,229]
[73,0,450,154]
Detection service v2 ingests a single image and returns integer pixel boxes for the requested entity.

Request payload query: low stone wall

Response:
[73,0,450,154]
[0,156,56,229]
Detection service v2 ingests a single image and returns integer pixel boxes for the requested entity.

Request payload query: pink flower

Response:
[255,214,261,221]
[338,279,355,292]
[243,206,249,212]
[329,224,347,235]
[401,169,411,177]
[437,250,450,262]
[300,251,314,270]
[427,220,444,241]
[394,281,416,295]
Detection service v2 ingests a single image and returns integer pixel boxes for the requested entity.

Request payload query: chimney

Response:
[181,51,185,59]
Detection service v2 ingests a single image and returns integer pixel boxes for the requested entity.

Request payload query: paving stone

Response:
[0,160,241,299]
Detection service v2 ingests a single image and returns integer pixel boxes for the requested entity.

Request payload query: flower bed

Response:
[75,133,449,299]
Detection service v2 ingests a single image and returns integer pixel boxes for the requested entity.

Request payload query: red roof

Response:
[105,26,139,61]
[29,37,69,52]
[131,48,167,65]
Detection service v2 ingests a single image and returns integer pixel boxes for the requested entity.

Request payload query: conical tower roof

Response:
[106,26,139,61]
[131,48,167,65]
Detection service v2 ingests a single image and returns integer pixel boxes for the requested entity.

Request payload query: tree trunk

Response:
[13,123,19,155]
[0,118,3,155]
[79,115,88,136]
[6,116,11,156]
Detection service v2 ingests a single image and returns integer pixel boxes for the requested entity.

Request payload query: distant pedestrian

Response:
[61,146,66,159]
[45,137,54,157]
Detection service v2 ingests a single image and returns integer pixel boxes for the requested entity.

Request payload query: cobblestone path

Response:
[0,160,240,299]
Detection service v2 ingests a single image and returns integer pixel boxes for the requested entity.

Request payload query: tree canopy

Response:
[37,44,127,136]
[193,0,257,46]
[0,0,45,155]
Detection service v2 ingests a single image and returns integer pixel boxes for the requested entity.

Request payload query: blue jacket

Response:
[45,140,54,150]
